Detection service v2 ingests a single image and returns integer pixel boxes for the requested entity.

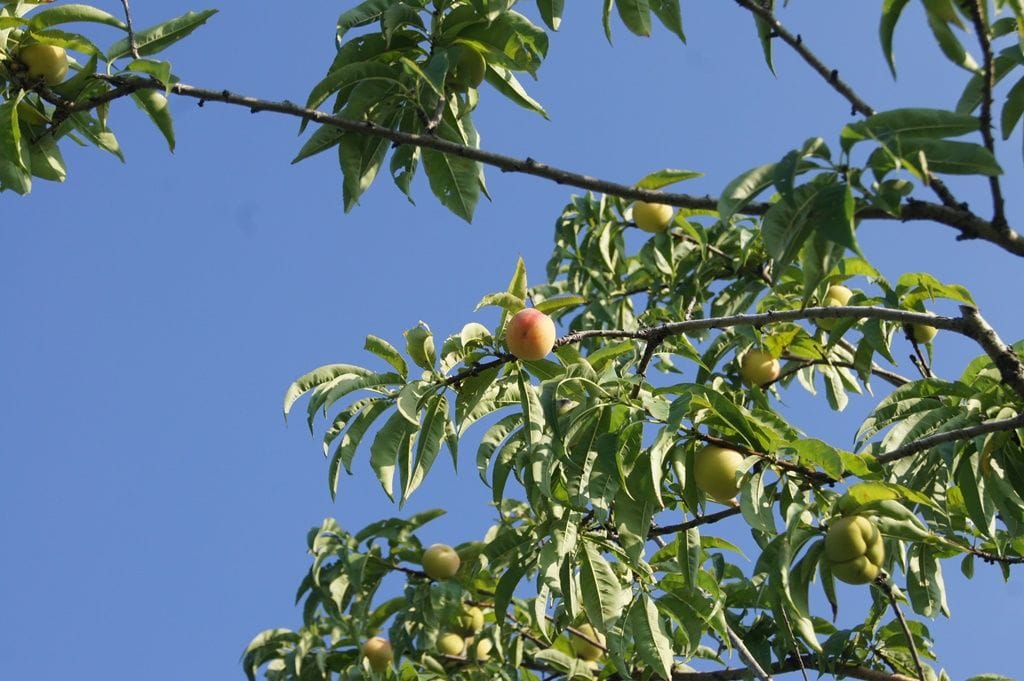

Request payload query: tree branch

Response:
[877,579,926,681]
[873,413,1024,466]
[729,1,981,228]
[119,0,140,59]
[36,74,1022,259]
[966,0,1007,231]
[731,0,874,117]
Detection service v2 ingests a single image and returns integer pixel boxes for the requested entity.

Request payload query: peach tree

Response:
[3,1,1024,680]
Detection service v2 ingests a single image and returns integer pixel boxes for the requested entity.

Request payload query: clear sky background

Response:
[2,1,1022,679]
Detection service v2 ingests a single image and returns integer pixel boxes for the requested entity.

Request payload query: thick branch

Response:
[958,305,1024,401]
[874,413,1024,466]
[43,75,1022,258]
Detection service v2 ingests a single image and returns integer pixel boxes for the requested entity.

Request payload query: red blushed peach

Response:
[505,309,556,361]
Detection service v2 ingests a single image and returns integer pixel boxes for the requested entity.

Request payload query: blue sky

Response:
[1,1,1021,679]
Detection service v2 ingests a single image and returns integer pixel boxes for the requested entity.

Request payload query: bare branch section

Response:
[732,0,874,117]
[119,0,140,59]
[50,75,1023,258]
[728,1,1004,237]
[966,0,1007,230]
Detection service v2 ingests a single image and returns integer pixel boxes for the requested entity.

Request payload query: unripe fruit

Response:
[421,543,461,580]
[739,348,780,387]
[437,632,466,656]
[694,445,745,502]
[824,515,885,585]
[569,623,605,662]
[455,605,484,635]
[911,313,938,344]
[473,638,493,661]
[632,201,674,233]
[18,44,69,85]
[361,637,393,672]
[449,46,486,90]
[505,308,556,361]
[817,284,853,331]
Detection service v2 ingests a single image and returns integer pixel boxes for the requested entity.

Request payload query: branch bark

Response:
[34,74,1024,259]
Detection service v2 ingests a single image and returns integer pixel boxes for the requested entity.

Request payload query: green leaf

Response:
[292,125,345,164]
[28,132,66,183]
[339,107,401,210]
[718,163,775,222]
[67,112,123,161]
[124,59,174,90]
[536,0,565,30]
[130,89,174,152]
[336,0,396,42]
[752,6,775,74]
[306,59,406,112]
[108,9,218,61]
[0,97,31,195]
[29,4,127,31]
[907,543,949,617]
[1001,76,1024,139]
[579,540,627,629]
[484,64,549,118]
[422,112,482,221]
[842,108,980,151]
[636,168,701,190]
[627,594,673,680]
[879,0,910,77]
[925,9,980,73]
[403,394,449,503]
[284,363,374,417]
[370,409,416,500]
[29,28,102,56]
[327,399,391,497]
[650,0,685,42]
[616,0,651,36]
[364,335,409,378]
[404,322,436,371]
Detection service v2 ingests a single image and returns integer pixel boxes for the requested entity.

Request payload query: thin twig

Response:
[726,627,775,681]
[877,579,927,681]
[730,1,973,222]
[119,0,140,59]
[732,0,874,116]
[966,0,1007,231]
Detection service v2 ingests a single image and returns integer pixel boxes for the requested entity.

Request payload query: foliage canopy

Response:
[3,1,1024,680]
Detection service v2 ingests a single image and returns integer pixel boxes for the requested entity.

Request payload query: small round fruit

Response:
[817,284,853,331]
[456,605,485,635]
[693,444,745,502]
[437,633,466,656]
[473,638,493,662]
[505,308,556,361]
[450,46,486,90]
[361,637,393,672]
[632,201,674,233]
[911,313,938,344]
[19,44,69,85]
[569,623,605,662]
[739,348,780,387]
[824,515,885,585]
[421,543,461,580]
